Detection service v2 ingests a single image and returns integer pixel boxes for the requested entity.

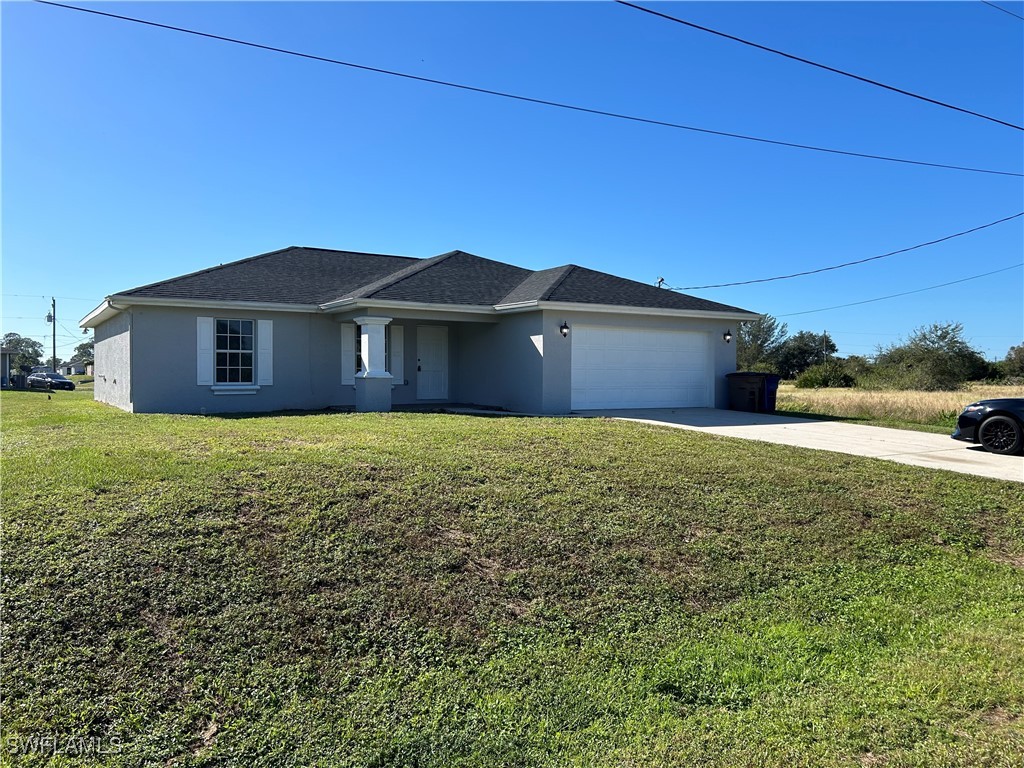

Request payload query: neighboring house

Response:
[61,361,90,376]
[80,247,757,414]
[0,347,11,388]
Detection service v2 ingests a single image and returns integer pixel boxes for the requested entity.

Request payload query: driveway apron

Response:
[582,408,1024,483]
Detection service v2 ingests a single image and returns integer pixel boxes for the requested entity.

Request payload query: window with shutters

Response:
[216,319,254,384]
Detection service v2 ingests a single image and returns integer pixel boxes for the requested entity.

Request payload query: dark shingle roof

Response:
[118,247,418,305]
[539,266,751,313]
[353,251,531,305]
[115,246,755,315]
[498,266,575,305]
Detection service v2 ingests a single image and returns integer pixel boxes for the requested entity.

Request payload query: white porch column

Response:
[353,316,393,412]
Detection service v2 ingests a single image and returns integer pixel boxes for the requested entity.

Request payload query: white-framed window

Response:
[198,317,272,390]
[216,319,254,384]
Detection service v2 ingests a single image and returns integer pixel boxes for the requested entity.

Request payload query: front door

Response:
[417,326,448,400]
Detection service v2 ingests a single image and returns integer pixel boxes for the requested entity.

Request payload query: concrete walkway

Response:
[581,408,1024,483]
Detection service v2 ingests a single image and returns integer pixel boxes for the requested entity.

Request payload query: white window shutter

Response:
[390,325,404,383]
[341,323,355,385]
[197,316,214,385]
[257,319,273,386]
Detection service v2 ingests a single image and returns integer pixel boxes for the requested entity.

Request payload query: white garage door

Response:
[571,325,711,410]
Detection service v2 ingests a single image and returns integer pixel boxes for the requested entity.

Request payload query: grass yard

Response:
[2,390,1024,767]
[775,383,1024,433]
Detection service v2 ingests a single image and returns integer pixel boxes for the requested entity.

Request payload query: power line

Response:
[981,1,1024,21]
[58,319,87,340]
[33,0,1023,178]
[2,293,96,302]
[616,1,1023,131]
[776,262,1023,317]
[673,211,1023,289]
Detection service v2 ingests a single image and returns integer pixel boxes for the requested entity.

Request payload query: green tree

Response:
[2,332,44,371]
[736,315,788,371]
[1003,342,1024,377]
[774,331,837,379]
[71,336,94,363]
[874,322,988,390]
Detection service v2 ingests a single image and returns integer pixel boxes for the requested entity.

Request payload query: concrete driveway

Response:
[583,408,1024,483]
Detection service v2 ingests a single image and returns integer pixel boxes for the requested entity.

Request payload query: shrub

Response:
[871,323,989,391]
[795,361,855,389]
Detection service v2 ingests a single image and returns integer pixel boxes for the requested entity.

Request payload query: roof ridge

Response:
[115,246,420,299]
[538,264,577,301]
[339,250,460,301]
[115,246,302,297]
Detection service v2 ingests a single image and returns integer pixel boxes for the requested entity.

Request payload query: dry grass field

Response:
[775,383,1024,430]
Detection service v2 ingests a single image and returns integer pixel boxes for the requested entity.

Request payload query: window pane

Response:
[216,368,228,383]
[228,368,240,383]
[241,335,253,351]
[217,319,229,334]
[240,367,253,383]
[229,336,240,350]
[217,353,227,366]
[240,352,252,367]
[229,320,240,334]
[216,334,228,351]
[240,320,253,335]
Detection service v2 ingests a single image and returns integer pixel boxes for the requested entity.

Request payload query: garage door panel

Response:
[571,325,710,410]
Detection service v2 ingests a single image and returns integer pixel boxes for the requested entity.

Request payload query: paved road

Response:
[582,408,1024,483]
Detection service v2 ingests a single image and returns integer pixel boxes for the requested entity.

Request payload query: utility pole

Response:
[46,297,56,371]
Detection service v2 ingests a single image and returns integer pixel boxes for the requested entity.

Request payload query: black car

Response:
[27,372,76,391]
[951,398,1024,455]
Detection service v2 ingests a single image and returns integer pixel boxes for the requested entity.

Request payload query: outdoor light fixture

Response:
[723,329,733,343]
[560,322,570,338]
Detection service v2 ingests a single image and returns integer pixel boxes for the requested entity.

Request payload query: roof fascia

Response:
[99,295,320,315]
[80,300,121,328]
[496,300,758,321]
[321,298,497,318]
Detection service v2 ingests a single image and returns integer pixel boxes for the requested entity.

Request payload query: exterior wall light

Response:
[723,329,733,343]
[560,322,570,338]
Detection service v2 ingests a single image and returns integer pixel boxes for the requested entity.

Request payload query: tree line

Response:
[737,316,1023,390]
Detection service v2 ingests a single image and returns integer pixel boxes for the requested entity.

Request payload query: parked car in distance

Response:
[27,372,76,391]
[952,398,1024,455]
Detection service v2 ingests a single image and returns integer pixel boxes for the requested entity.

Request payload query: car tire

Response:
[978,415,1024,455]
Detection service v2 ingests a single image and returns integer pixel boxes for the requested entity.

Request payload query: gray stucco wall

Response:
[126,306,350,414]
[94,305,737,415]
[456,313,544,413]
[94,310,133,411]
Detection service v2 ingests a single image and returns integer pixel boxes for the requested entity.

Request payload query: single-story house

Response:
[80,247,757,414]
[61,361,91,376]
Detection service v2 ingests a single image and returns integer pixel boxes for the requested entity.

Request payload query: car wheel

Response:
[978,415,1024,455]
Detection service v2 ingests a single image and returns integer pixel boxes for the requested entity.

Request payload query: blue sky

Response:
[3,1,1022,362]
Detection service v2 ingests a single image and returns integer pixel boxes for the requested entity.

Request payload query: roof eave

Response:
[80,299,121,328]
[496,300,758,321]
[84,295,321,325]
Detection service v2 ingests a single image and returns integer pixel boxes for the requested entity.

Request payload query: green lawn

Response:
[2,390,1023,767]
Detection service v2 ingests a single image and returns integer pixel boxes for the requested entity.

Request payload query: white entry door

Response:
[571,325,711,409]
[417,326,448,400]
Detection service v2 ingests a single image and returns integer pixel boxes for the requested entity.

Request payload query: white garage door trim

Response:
[571,325,712,410]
